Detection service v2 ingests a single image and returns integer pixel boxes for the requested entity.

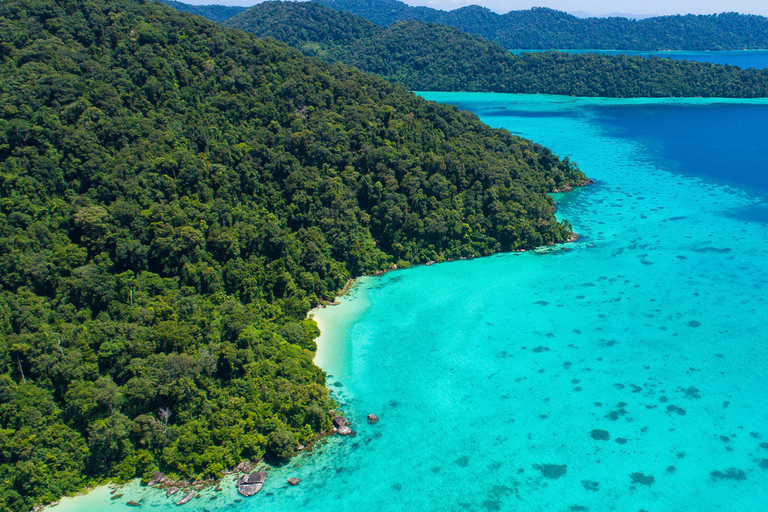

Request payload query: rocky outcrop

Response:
[552,178,595,193]
[234,461,252,474]
[332,416,348,428]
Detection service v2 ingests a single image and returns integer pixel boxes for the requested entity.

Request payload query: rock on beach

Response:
[148,471,166,486]
[176,490,195,505]
[237,471,267,497]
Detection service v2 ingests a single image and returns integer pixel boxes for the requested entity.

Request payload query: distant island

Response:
[0,0,588,510]
[223,2,768,98]
[316,0,768,51]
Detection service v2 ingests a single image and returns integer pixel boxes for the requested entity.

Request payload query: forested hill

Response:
[0,0,587,510]
[224,2,768,97]
[158,0,246,23]
[315,0,768,51]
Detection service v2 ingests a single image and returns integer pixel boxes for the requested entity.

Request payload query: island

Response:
[0,0,588,510]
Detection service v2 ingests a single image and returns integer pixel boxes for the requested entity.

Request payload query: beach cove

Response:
[49,92,768,511]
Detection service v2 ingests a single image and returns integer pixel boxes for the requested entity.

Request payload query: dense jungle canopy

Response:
[224,1,768,98]
[316,0,768,51]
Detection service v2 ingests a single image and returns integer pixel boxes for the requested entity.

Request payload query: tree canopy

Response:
[316,0,768,51]
[159,0,246,23]
[224,2,768,98]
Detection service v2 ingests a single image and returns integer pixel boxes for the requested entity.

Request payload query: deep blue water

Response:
[593,102,768,198]
[456,98,768,214]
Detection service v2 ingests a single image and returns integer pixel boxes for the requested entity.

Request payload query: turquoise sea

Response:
[52,92,768,511]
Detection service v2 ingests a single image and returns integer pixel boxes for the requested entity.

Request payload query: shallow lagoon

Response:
[53,93,768,511]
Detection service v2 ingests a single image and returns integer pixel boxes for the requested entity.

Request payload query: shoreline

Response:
[44,181,592,511]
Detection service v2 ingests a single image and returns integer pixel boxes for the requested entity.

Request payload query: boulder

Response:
[237,471,267,497]
[234,461,252,474]
[176,490,196,505]
[332,416,348,428]
[126,500,139,507]
[148,471,166,486]
[166,487,179,498]
[237,483,263,497]
[288,477,301,486]
[245,471,266,484]
[337,425,352,436]
[367,414,379,424]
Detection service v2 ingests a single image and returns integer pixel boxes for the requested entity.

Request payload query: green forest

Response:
[316,0,768,51]
[159,0,246,23]
[224,2,768,98]
[0,0,588,510]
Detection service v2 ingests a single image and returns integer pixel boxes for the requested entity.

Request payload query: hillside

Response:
[0,0,587,509]
[158,0,247,22]
[224,2,768,97]
[316,0,768,51]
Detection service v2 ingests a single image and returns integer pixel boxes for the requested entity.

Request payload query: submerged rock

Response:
[367,414,379,424]
[630,472,655,486]
[532,464,567,479]
[126,500,139,507]
[288,477,301,486]
[711,468,746,481]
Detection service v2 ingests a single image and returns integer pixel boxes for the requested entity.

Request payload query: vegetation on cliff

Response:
[0,0,586,509]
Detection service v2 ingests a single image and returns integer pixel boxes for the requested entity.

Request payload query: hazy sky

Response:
[405,0,768,16]
[192,0,768,16]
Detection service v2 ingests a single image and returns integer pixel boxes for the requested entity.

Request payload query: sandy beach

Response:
[308,277,373,374]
